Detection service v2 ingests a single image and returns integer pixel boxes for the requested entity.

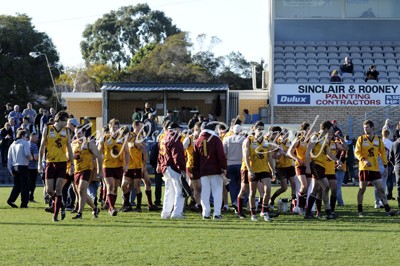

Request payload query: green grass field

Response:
[1,186,399,265]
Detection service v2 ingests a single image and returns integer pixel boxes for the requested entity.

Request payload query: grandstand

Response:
[268,0,400,136]
[274,40,400,83]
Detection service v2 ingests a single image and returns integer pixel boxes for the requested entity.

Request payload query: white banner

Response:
[274,83,400,106]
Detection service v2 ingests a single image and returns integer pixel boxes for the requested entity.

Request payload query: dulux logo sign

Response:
[277,95,310,104]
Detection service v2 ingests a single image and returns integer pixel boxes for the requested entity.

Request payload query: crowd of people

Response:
[3,101,400,222]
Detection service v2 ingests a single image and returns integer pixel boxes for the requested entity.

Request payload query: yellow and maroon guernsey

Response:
[310,132,330,167]
[72,139,93,172]
[127,132,143,169]
[241,136,270,173]
[185,135,195,169]
[45,125,69,162]
[325,140,337,175]
[103,133,125,168]
[355,134,387,171]
[275,139,293,168]
[294,137,308,168]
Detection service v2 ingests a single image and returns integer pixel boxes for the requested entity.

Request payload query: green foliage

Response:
[127,32,210,83]
[130,42,157,66]
[0,187,399,265]
[81,3,180,68]
[0,14,59,107]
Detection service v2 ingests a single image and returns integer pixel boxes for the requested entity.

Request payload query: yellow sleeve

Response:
[354,136,363,161]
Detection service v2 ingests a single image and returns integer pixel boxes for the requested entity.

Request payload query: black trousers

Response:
[28,169,38,201]
[8,165,29,207]
[154,172,163,205]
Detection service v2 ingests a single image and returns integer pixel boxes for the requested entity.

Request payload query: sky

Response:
[2,0,270,67]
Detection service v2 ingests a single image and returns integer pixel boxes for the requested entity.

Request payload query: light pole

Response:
[29,51,60,108]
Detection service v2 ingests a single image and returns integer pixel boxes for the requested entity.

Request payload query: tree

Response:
[81,3,180,68]
[55,64,120,92]
[0,14,59,110]
[127,32,210,83]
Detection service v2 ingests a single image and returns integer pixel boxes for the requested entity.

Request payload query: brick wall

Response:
[239,99,268,117]
[66,100,102,119]
[273,106,394,136]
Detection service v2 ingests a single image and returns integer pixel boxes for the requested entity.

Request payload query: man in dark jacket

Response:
[389,138,400,208]
[157,122,186,219]
[193,123,227,220]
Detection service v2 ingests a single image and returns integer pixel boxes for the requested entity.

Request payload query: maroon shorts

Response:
[74,170,91,184]
[103,167,123,180]
[326,174,336,181]
[276,166,296,180]
[242,170,271,183]
[359,170,381,182]
[124,169,142,179]
[310,162,326,180]
[45,162,67,180]
[295,166,312,178]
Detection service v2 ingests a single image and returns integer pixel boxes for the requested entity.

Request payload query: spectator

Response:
[389,135,400,207]
[49,107,56,120]
[208,113,217,122]
[4,103,13,124]
[188,113,199,130]
[7,130,32,208]
[382,119,393,140]
[164,109,175,123]
[344,135,357,185]
[331,120,343,137]
[0,122,14,167]
[243,109,251,124]
[34,108,44,135]
[28,132,39,202]
[143,102,156,121]
[131,108,142,122]
[395,121,400,141]
[8,117,18,140]
[20,116,35,135]
[381,129,395,200]
[365,65,379,82]
[8,105,23,127]
[22,102,37,124]
[40,109,50,133]
[177,106,190,124]
[330,70,342,83]
[340,57,354,75]
[144,113,157,139]
[197,115,205,124]
[360,8,376,18]
[223,124,245,211]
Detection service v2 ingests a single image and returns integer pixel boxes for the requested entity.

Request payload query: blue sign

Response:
[277,95,310,104]
[385,95,400,105]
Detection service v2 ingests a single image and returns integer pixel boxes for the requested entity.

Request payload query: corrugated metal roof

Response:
[100,83,228,92]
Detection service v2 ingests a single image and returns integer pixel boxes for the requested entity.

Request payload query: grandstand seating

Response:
[274,41,400,83]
